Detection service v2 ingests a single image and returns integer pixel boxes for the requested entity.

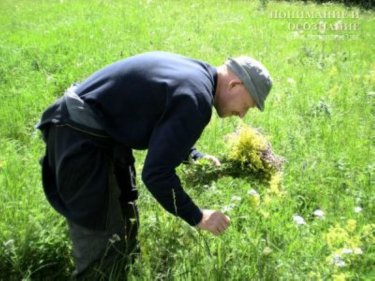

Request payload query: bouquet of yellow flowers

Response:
[224,122,284,180]
[181,122,285,186]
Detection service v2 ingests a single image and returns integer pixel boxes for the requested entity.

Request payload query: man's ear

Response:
[228,79,243,89]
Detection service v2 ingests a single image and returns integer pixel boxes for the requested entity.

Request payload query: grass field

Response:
[0,0,374,280]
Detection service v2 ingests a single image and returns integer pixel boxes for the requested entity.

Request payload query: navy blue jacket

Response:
[39,52,218,226]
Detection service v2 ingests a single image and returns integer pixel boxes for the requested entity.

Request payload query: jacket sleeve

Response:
[182,147,205,164]
[141,95,210,226]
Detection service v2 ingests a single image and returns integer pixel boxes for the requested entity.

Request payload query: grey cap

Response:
[226,57,272,111]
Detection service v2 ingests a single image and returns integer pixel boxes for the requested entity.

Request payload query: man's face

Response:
[214,81,256,118]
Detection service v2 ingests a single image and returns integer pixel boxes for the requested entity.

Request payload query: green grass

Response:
[0,0,374,280]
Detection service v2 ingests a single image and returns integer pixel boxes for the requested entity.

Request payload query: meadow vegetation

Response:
[0,0,374,280]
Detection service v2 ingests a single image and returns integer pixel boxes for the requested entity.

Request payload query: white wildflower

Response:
[354,206,362,213]
[313,209,325,219]
[331,254,346,267]
[231,196,242,202]
[287,78,296,85]
[293,214,306,225]
[341,248,353,255]
[248,189,259,196]
[353,247,363,255]
[222,204,235,213]
[109,234,121,244]
[262,246,273,256]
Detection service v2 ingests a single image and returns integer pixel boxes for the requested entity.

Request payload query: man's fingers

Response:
[218,225,226,234]
[215,212,230,232]
[223,215,230,224]
[217,213,230,225]
[203,154,221,166]
[198,209,230,235]
[220,221,229,232]
[216,218,230,234]
[217,223,229,235]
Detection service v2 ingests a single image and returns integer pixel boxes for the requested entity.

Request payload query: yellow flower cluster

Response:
[180,122,285,191]
[346,219,357,233]
[362,223,375,244]
[268,172,284,197]
[227,122,267,172]
[309,271,349,281]
[247,189,260,208]
[366,63,375,84]
[225,122,284,181]
[333,273,347,281]
[324,220,374,272]
[325,224,351,249]
[329,66,338,77]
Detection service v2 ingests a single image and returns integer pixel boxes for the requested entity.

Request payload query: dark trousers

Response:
[40,124,140,279]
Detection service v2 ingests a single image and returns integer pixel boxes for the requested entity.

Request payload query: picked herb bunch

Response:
[181,122,285,186]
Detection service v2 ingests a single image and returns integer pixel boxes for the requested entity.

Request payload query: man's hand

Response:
[197,209,230,235]
[201,154,221,166]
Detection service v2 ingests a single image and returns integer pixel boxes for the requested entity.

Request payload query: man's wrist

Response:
[189,148,205,162]
[189,208,203,226]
